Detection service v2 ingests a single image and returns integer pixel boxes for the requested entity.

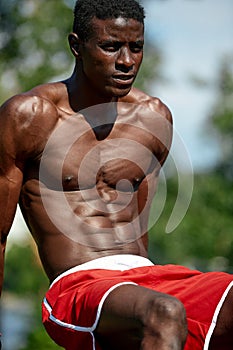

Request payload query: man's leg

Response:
[209,286,233,349]
[94,284,187,350]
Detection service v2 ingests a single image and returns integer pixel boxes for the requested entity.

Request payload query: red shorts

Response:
[42,255,233,350]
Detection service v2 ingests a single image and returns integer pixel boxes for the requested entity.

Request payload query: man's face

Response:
[79,17,144,98]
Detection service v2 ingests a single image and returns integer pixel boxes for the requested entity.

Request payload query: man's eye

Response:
[100,43,121,52]
[103,46,116,52]
[130,44,143,53]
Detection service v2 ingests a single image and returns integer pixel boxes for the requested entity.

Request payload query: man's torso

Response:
[9,81,170,281]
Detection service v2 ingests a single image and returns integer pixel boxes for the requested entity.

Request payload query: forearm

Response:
[0,172,23,295]
[0,199,18,296]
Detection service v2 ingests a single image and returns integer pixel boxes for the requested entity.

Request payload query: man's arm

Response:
[137,96,173,237]
[0,98,26,295]
[0,91,60,295]
[0,165,23,294]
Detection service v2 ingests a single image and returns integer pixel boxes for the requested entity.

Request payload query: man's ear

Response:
[68,33,82,59]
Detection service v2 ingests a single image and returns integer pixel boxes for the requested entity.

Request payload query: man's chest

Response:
[38,119,157,191]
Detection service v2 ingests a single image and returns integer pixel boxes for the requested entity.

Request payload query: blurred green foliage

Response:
[20,325,61,350]
[0,0,73,99]
[149,55,233,272]
[149,172,233,272]
[210,56,233,180]
[4,242,48,297]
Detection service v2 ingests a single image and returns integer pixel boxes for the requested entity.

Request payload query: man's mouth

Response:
[112,74,135,84]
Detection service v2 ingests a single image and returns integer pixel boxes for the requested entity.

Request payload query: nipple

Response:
[133,176,144,191]
[64,175,74,182]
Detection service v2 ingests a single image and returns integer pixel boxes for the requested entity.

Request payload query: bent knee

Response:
[136,292,187,345]
[143,294,186,325]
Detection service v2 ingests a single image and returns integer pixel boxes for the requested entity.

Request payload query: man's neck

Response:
[64,67,118,113]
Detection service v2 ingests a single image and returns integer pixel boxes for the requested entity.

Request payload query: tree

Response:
[209,56,233,180]
[149,55,233,272]
[0,0,73,101]
[4,241,48,297]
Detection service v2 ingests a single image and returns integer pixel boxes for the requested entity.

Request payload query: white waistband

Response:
[50,254,154,288]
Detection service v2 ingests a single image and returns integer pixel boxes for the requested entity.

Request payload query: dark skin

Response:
[0,16,233,349]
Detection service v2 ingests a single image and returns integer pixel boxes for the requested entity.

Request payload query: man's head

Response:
[73,0,145,42]
[69,0,145,99]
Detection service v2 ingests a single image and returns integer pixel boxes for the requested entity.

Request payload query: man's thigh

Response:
[209,286,233,349]
[94,283,187,350]
[94,284,144,350]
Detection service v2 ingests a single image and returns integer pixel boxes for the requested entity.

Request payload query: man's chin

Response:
[99,84,133,100]
[111,86,132,98]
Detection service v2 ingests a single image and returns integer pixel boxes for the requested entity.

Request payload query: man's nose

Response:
[116,47,134,71]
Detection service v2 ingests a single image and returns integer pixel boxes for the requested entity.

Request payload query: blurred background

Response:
[0,0,232,348]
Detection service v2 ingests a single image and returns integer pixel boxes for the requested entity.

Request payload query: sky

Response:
[7,0,233,241]
[143,0,233,170]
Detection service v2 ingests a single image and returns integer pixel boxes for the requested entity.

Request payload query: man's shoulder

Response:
[0,83,62,159]
[0,82,62,127]
[124,87,172,123]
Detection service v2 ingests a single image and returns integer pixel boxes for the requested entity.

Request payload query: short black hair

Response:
[73,0,145,41]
